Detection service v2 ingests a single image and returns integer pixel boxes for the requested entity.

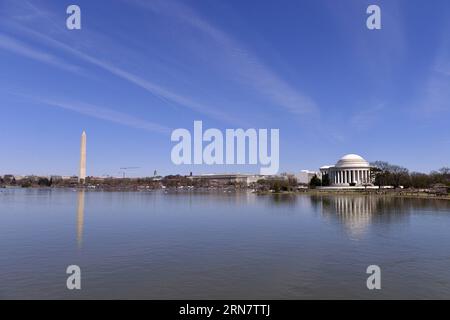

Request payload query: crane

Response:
[119,167,141,178]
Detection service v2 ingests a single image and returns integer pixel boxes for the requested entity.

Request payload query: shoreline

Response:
[256,189,450,201]
[2,185,450,200]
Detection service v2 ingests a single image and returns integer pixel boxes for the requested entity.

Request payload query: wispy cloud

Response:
[29,30,238,122]
[419,74,450,114]
[351,103,385,131]
[0,1,244,126]
[0,33,81,74]
[416,23,450,115]
[325,1,406,84]
[36,97,171,135]
[131,0,319,116]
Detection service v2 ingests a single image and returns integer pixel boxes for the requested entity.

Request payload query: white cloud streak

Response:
[131,0,319,116]
[351,103,385,131]
[3,0,317,127]
[0,0,244,126]
[3,24,243,126]
[37,98,171,135]
[417,22,450,115]
[0,32,81,73]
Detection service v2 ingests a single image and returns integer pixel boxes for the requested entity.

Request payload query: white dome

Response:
[335,154,370,168]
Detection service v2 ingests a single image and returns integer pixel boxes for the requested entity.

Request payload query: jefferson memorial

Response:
[320,154,372,186]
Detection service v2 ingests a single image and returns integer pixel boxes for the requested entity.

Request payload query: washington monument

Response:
[79,130,86,183]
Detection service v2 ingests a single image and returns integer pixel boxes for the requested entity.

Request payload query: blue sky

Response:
[1,0,449,177]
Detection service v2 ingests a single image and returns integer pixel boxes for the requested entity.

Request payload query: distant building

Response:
[258,175,287,182]
[188,174,263,186]
[50,175,63,182]
[296,170,320,185]
[24,175,39,183]
[62,176,79,183]
[3,175,15,183]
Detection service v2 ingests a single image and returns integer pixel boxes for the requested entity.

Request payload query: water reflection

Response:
[310,195,414,238]
[266,193,298,207]
[76,190,85,248]
[326,196,375,237]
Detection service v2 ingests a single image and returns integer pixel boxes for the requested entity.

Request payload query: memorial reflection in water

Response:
[312,195,413,237]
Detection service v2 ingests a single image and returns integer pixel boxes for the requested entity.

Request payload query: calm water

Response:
[1,188,450,299]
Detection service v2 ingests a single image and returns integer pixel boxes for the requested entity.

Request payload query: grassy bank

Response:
[256,189,450,200]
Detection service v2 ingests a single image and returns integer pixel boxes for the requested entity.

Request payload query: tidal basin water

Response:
[1,188,450,299]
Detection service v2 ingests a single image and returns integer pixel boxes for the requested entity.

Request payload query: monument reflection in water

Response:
[76,190,85,248]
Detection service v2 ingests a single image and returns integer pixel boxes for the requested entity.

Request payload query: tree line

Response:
[370,161,449,189]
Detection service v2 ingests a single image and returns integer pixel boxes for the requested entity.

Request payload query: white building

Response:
[296,170,321,184]
[320,154,372,187]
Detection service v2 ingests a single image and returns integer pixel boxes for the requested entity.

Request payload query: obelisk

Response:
[79,130,86,183]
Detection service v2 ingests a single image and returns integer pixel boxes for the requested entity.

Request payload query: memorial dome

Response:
[335,154,370,168]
